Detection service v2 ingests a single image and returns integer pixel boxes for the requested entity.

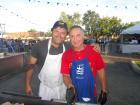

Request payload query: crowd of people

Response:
[0,38,38,53]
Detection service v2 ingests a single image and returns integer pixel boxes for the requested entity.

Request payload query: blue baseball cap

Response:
[51,21,68,31]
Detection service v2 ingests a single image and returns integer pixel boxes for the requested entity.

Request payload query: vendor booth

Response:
[120,23,140,53]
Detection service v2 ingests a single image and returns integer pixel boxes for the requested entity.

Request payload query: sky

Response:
[0,0,140,32]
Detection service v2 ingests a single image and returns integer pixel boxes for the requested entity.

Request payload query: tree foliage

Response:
[58,11,139,39]
[59,11,139,39]
[59,12,81,29]
[82,10,126,38]
[28,29,37,32]
[46,31,52,37]
[99,16,123,36]
[82,10,100,37]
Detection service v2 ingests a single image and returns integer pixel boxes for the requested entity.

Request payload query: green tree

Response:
[28,29,37,32]
[46,31,52,37]
[59,12,81,29]
[108,16,122,36]
[99,17,110,36]
[99,16,123,39]
[82,10,100,38]
[72,12,81,25]
[121,22,136,30]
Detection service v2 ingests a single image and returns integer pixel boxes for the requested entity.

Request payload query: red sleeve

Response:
[61,50,72,75]
[88,45,105,71]
[95,52,105,70]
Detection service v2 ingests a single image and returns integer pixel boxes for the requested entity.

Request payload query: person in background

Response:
[25,21,70,100]
[61,25,107,105]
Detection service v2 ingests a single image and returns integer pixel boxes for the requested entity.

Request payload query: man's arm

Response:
[25,56,37,96]
[63,75,74,89]
[97,69,107,92]
[97,69,108,105]
[63,75,76,104]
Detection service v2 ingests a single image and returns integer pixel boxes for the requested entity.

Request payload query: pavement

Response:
[100,53,140,105]
[102,52,140,59]
[102,53,140,75]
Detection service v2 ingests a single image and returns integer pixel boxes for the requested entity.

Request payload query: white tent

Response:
[120,23,140,53]
[121,23,140,34]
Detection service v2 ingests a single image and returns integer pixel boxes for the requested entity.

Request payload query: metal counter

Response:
[0,52,27,79]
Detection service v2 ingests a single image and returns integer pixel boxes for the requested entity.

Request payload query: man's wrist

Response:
[101,89,107,93]
[68,84,74,89]
[101,90,108,96]
[26,83,31,88]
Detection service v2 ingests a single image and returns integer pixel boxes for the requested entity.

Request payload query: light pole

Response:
[0,4,5,38]
[0,23,5,39]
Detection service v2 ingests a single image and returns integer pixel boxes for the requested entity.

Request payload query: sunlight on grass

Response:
[135,61,140,67]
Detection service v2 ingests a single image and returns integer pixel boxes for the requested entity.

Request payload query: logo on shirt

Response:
[82,97,91,102]
[76,64,84,75]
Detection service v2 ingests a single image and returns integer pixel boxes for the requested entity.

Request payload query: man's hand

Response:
[66,87,75,105]
[25,85,32,96]
[98,90,107,105]
[25,56,37,96]
[91,43,101,52]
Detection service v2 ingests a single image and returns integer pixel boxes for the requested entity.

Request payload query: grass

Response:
[135,61,140,67]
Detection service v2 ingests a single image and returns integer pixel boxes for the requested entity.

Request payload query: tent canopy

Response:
[121,23,140,35]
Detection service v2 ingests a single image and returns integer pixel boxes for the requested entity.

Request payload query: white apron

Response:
[38,39,66,100]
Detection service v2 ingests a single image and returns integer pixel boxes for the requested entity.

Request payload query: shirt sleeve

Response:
[89,45,105,71]
[61,51,71,75]
[31,43,39,58]
[95,52,105,70]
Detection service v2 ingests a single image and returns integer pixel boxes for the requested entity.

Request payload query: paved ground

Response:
[0,54,140,105]
[100,55,140,105]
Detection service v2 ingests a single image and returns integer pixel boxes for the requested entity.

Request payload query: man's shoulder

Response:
[33,39,49,49]
[86,45,100,54]
[62,48,73,62]
[38,39,49,45]
[64,48,72,53]
[63,48,72,57]
[31,39,49,54]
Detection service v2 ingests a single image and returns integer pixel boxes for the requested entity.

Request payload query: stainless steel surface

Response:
[0,53,25,78]
[52,99,99,105]
[0,93,67,105]
[75,103,99,105]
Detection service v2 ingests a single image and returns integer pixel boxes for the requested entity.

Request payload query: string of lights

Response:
[0,5,40,26]
[0,0,139,32]
[26,0,140,9]
[1,0,139,25]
